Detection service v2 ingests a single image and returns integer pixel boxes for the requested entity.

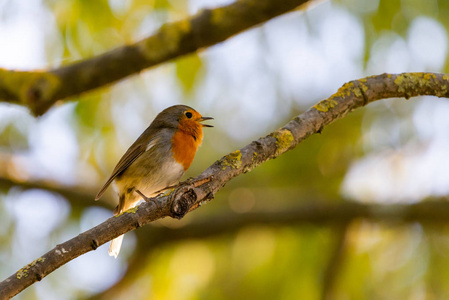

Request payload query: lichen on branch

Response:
[0,70,448,300]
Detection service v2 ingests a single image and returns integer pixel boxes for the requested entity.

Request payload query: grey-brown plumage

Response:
[95,105,213,257]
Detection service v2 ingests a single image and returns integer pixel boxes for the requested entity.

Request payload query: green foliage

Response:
[153,0,172,10]
[0,123,29,151]
[176,54,203,94]
[74,95,102,129]
[3,0,449,299]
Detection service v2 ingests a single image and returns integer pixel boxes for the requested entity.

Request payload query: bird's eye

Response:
[185,112,193,119]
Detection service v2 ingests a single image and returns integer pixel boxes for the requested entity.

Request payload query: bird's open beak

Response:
[199,116,214,127]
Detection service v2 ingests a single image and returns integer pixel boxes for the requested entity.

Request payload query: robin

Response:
[95,105,213,258]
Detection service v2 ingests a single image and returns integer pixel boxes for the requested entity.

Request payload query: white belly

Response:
[135,159,185,197]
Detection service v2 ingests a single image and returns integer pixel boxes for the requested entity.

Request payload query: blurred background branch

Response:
[2,0,449,299]
[322,223,350,300]
[0,176,114,211]
[3,70,449,298]
[0,153,113,210]
[0,0,311,116]
[91,199,449,300]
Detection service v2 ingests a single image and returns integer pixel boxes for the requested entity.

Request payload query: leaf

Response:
[176,53,203,94]
[74,94,102,129]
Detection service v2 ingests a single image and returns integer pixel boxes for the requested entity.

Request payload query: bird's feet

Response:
[135,190,162,211]
[153,175,214,196]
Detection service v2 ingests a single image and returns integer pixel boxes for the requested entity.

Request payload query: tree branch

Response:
[1,72,449,299]
[0,176,113,210]
[94,199,449,300]
[0,153,113,209]
[322,223,350,300]
[0,0,310,116]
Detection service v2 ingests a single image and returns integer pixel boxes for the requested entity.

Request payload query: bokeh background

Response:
[1,0,449,299]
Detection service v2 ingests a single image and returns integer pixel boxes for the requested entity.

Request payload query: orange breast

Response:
[171,129,202,171]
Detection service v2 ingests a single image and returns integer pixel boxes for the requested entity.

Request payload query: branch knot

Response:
[170,186,197,219]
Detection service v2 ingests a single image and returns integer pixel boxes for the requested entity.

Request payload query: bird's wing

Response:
[95,137,155,200]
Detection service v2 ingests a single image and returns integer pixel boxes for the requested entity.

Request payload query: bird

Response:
[95,105,213,258]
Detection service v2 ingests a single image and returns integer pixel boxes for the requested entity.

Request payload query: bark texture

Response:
[1,72,448,299]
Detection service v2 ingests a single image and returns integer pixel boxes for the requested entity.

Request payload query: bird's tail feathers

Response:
[109,196,141,258]
[109,235,124,258]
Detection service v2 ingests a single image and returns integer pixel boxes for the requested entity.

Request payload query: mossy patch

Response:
[17,257,46,279]
[139,19,192,62]
[251,152,258,163]
[314,98,338,112]
[0,69,60,106]
[114,206,139,217]
[314,79,372,111]
[221,150,242,170]
[270,129,294,156]
[126,206,139,214]
[359,81,368,93]
[314,81,353,112]
[210,6,227,25]
[393,73,441,98]
[163,188,175,196]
